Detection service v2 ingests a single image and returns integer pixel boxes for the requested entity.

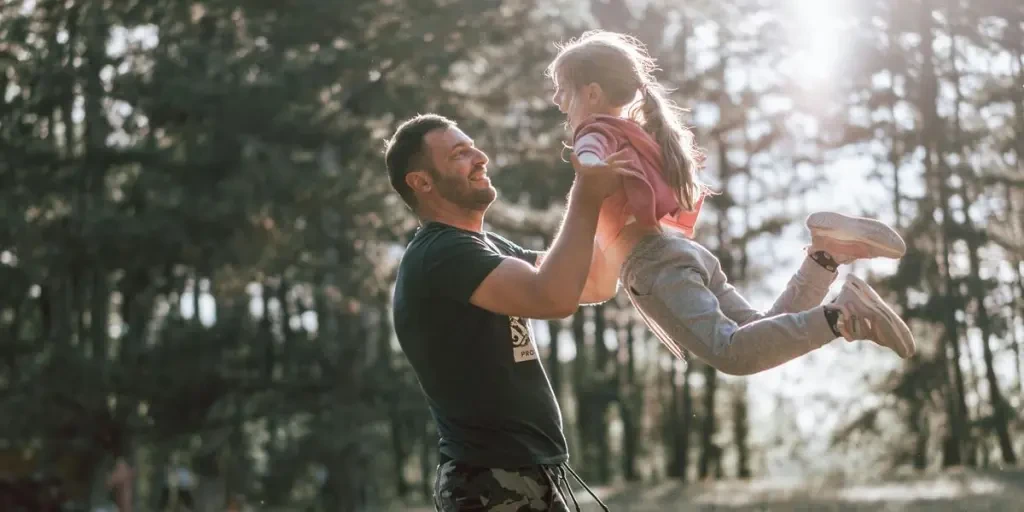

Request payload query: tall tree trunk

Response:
[698,363,718,480]
[665,353,681,479]
[548,319,563,402]
[679,359,694,481]
[699,127,731,480]
[1010,274,1024,393]
[571,309,591,476]
[420,421,433,501]
[946,5,1016,465]
[918,3,971,466]
[90,269,108,361]
[910,396,928,470]
[883,12,930,467]
[733,385,751,479]
[959,199,1016,464]
[619,316,640,481]
[381,296,409,498]
[1007,6,1024,394]
[593,303,611,483]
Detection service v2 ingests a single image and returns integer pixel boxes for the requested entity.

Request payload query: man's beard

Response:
[433,173,496,211]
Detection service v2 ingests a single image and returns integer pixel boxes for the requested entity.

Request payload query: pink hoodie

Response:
[573,115,704,248]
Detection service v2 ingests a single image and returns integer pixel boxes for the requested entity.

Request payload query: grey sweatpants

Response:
[621,233,839,375]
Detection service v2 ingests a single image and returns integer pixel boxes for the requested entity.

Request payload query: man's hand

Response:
[571,149,631,199]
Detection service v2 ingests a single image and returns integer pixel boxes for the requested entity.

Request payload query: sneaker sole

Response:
[843,274,916,358]
[806,212,907,259]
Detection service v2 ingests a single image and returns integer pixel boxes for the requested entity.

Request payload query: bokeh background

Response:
[1,0,1023,510]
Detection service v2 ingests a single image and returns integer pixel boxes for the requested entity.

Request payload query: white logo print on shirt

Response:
[509,316,538,362]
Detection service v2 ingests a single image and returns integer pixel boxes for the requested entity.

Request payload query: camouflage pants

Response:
[433,459,571,511]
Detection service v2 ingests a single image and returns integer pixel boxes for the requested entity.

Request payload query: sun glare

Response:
[786,0,846,85]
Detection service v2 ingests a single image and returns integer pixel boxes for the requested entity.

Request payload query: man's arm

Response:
[468,181,605,319]
[580,247,620,304]
[574,133,624,304]
[466,151,628,319]
[535,248,619,306]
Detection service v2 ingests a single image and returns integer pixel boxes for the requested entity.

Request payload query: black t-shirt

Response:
[392,221,569,468]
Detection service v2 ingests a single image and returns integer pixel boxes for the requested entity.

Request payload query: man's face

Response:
[421,127,496,211]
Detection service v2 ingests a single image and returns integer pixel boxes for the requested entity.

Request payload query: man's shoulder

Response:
[404,223,483,257]
[482,229,518,249]
[398,223,495,280]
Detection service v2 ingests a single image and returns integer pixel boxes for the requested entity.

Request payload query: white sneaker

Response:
[806,212,907,264]
[832,274,915,359]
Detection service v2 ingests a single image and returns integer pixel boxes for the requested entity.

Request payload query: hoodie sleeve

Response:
[573,127,614,160]
[575,120,661,225]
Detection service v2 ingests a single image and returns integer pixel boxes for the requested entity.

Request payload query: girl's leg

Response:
[718,210,909,326]
[714,250,837,327]
[623,236,837,375]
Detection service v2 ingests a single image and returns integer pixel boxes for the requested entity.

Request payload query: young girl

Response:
[548,30,916,376]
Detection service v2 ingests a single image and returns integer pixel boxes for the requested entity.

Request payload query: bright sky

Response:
[783,0,848,84]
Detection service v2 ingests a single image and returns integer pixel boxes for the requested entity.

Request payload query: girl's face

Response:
[552,74,602,131]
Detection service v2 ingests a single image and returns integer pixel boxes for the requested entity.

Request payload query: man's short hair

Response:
[384,114,457,208]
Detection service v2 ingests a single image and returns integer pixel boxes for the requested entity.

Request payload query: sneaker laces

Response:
[832,302,876,342]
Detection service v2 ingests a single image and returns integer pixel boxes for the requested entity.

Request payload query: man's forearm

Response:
[579,246,620,305]
[534,182,603,313]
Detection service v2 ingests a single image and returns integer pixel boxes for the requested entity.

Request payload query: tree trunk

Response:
[1007,10,1024,394]
[421,421,433,501]
[90,269,109,361]
[620,317,639,481]
[571,309,591,476]
[548,319,563,402]
[664,352,680,479]
[390,409,409,499]
[910,396,928,470]
[918,3,971,466]
[947,6,1016,465]
[378,293,410,498]
[593,303,611,483]
[666,362,682,479]
[698,363,718,480]
[678,359,694,482]
[1010,275,1024,393]
[883,13,929,466]
[960,193,1017,464]
[733,385,751,479]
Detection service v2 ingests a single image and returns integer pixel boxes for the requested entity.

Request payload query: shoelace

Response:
[834,302,876,341]
[542,463,610,511]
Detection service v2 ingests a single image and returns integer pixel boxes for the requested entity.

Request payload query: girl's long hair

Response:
[547,30,704,210]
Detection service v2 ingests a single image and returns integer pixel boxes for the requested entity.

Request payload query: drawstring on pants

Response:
[541,463,609,512]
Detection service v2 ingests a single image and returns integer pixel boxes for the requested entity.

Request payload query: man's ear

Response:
[406,170,433,194]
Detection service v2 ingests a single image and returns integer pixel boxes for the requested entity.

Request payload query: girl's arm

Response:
[534,248,619,305]
[579,246,620,304]
[573,132,622,304]
[574,133,608,164]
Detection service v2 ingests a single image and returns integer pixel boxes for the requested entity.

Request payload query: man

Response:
[385,114,624,511]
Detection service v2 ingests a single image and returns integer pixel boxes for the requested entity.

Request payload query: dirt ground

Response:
[398,468,1024,511]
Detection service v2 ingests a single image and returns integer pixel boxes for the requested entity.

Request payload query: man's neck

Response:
[419,206,485,233]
